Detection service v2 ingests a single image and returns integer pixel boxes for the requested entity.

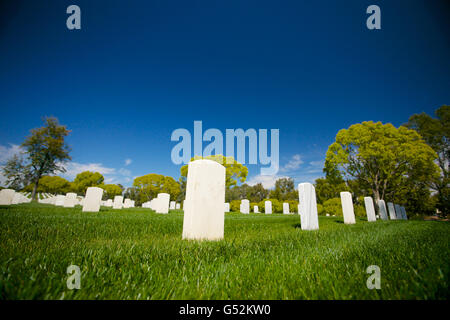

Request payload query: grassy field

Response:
[0,203,448,300]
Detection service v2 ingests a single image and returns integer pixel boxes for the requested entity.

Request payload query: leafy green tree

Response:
[1,154,32,190]
[102,184,123,200]
[314,177,349,204]
[20,117,71,201]
[322,198,342,216]
[247,183,269,202]
[73,171,104,195]
[269,177,297,201]
[133,174,180,204]
[325,121,439,204]
[405,105,449,214]
[24,175,71,194]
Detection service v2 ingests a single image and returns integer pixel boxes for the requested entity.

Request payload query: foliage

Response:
[20,117,71,200]
[1,154,32,190]
[325,121,439,203]
[133,174,180,204]
[180,155,248,190]
[322,198,343,216]
[405,105,449,214]
[73,171,104,195]
[102,184,123,200]
[314,177,349,205]
[269,178,298,201]
[229,200,241,212]
[226,183,269,203]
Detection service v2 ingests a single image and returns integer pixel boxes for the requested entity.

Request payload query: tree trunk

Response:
[31,176,40,201]
[373,186,380,203]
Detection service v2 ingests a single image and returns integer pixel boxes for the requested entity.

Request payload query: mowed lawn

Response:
[0,203,448,300]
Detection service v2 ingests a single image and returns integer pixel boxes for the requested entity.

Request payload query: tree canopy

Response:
[72,171,104,195]
[325,121,439,203]
[20,117,71,200]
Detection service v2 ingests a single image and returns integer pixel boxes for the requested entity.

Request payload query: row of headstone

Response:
[0,189,31,205]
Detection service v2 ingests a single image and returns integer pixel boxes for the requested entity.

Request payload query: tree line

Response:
[2,105,448,216]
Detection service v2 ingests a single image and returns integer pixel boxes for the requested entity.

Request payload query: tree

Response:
[24,175,72,194]
[180,155,248,190]
[21,117,71,201]
[325,121,439,204]
[102,184,123,200]
[73,171,104,195]
[133,174,180,204]
[314,177,349,205]
[1,154,32,190]
[405,105,449,214]
[269,177,297,201]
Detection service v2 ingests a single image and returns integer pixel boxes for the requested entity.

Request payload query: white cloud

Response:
[280,154,303,172]
[61,162,116,180]
[247,174,289,189]
[0,144,24,164]
[118,168,131,176]
[124,158,132,166]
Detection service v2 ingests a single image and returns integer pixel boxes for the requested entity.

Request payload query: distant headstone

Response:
[156,193,170,214]
[394,204,403,220]
[105,199,113,207]
[377,200,388,220]
[387,202,396,220]
[55,195,66,206]
[283,203,290,214]
[326,213,330,217]
[182,159,226,240]
[123,199,132,208]
[254,205,259,213]
[364,196,377,222]
[401,206,408,220]
[176,203,180,209]
[170,201,176,210]
[63,193,77,208]
[298,183,319,230]
[265,201,272,214]
[224,202,230,212]
[113,195,123,209]
[240,199,249,214]
[82,187,103,212]
[340,191,356,224]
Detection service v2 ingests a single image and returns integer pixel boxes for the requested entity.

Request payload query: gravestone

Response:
[340,191,356,224]
[176,203,180,209]
[105,199,113,207]
[63,193,77,208]
[364,196,377,222]
[394,204,403,220]
[265,201,272,214]
[11,192,24,204]
[387,202,397,220]
[224,202,230,212]
[113,195,123,209]
[170,201,176,210]
[156,193,170,214]
[401,206,408,220]
[182,159,226,240]
[377,200,388,220]
[82,187,103,212]
[123,199,132,208]
[298,183,319,230]
[283,202,290,214]
[55,195,66,206]
[240,199,249,214]
[254,205,259,213]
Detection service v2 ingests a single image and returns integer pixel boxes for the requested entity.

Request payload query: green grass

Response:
[0,203,448,300]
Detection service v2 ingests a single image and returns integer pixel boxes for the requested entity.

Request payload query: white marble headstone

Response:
[298,183,319,230]
[340,191,356,224]
[387,202,397,220]
[265,201,272,214]
[364,196,377,222]
[182,159,226,240]
[377,200,388,220]
[82,187,103,212]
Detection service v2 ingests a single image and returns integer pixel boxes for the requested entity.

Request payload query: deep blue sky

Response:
[0,0,449,188]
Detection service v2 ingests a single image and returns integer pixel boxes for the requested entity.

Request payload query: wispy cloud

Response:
[247,174,289,189]
[124,158,132,166]
[280,154,303,172]
[0,144,23,164]
[62,162,116,179]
